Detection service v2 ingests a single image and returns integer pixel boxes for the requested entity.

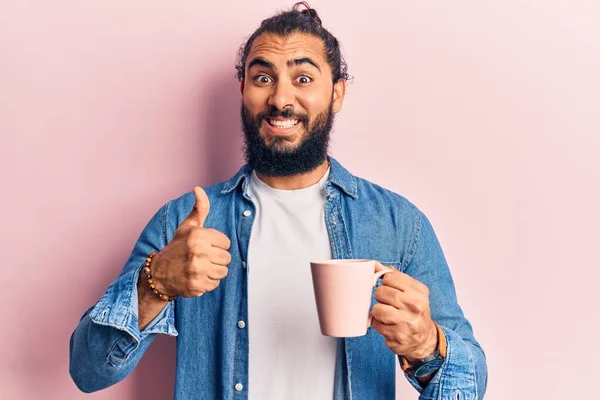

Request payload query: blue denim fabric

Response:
[69,156,487,399]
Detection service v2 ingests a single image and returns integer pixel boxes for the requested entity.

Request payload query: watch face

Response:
[413,358,445,378]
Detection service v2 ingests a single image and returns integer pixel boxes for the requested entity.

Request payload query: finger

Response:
[377,284,429,314]
[382,270,427,294]
[187,186,210,228]
[207,264,229,280]
[203,276,221,291]
[372,308,417,334]
[371,318,399,340]
[204,229,232,250]
[375,285,405,309]
[371,303,402,325]
[208,247,232,266]
[370,318,390,335]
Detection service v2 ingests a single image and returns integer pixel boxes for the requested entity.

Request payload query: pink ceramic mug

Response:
[310,259,393,337]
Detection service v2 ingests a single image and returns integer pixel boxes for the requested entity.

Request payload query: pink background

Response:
[1,1,599,399]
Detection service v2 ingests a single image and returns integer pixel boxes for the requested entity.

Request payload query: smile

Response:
[267,118,300,129]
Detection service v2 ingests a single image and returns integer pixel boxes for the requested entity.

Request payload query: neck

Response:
[254,159,330,190]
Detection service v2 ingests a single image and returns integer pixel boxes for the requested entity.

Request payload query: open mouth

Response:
[266,118,301,129]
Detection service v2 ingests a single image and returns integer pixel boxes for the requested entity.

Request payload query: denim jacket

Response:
[69,156,487,399]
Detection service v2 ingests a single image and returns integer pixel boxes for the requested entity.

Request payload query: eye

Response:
[296,75,313,85]
[253,74,273,85]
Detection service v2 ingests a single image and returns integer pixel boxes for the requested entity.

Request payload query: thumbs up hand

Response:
[148,186,232,298]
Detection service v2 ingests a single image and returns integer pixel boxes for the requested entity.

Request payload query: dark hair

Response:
[235,2,350,83]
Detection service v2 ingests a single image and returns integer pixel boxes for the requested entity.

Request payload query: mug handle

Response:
[367,268,394,326]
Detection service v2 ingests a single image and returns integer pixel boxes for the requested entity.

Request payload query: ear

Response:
[240,80,245,96]
[332,79,346,113]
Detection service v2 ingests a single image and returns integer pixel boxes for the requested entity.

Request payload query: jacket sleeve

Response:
[401,211,488,400]
[69,203,178,393]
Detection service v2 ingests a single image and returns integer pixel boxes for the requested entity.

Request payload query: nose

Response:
[268,80,295,110]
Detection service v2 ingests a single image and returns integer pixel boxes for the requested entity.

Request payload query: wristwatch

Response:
[401,323,447,378]
[404,349,445,377]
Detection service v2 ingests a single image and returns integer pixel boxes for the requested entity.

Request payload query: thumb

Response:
[189,186,210,227]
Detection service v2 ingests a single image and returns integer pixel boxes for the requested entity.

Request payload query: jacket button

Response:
[243,210,251,217]
[242,261,247,269]
[235,383,243,391]
[238,320,246,329]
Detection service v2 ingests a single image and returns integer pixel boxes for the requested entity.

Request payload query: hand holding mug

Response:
[371,262,438,363]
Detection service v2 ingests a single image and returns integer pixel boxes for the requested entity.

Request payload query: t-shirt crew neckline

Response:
[249,166,331,202]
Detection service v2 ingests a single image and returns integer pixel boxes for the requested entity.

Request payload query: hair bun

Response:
[293,2,322,26]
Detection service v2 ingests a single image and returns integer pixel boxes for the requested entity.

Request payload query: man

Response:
[69,3,487,399]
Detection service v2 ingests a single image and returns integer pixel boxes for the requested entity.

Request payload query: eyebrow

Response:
[247,57,274,71]
[287,57,321,72]
[247,56,322,73]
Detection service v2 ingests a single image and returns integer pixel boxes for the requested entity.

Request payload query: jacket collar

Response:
[220,156,358,199]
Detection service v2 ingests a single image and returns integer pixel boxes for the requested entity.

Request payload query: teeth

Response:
[269,119,299,129]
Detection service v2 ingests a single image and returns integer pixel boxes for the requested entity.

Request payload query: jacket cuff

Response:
[89,264,178,344]
[403,325,478,399]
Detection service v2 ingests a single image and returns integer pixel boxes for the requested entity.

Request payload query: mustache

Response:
[256,106,309,124]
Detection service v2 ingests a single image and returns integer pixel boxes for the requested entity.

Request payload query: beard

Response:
[240,101,335,177]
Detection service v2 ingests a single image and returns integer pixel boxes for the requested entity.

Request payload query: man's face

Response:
[240,32,346,176]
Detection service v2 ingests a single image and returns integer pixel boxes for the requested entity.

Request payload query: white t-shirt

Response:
[247,167,337,400]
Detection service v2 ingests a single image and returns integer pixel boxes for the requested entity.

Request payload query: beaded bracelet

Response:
[142,252,177,302]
